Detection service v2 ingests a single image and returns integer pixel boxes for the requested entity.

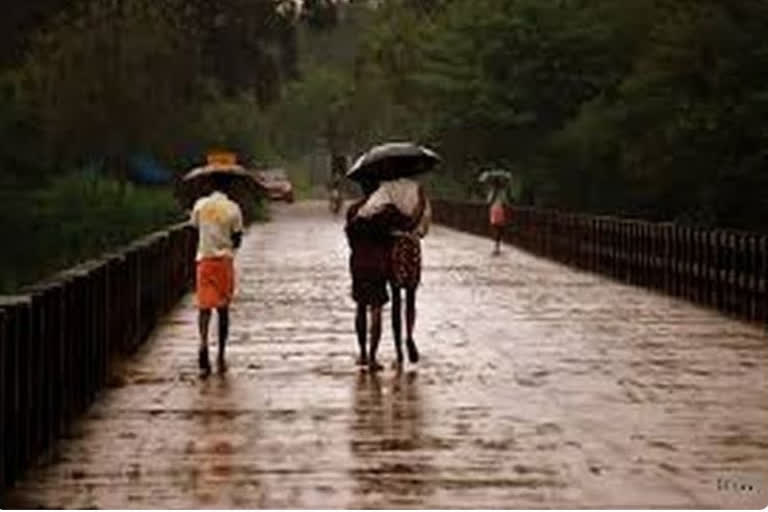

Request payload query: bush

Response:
[0,173,184,293]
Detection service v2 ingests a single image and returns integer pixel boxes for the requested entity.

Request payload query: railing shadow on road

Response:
[349,369,436,507]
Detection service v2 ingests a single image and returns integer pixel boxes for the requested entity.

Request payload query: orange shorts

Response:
[196,257,234,309]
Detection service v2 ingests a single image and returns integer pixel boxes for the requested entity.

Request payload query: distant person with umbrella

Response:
[329,154,346,214]
[479,169,518,255]
[179,154,255,377]
[347,143,439,368]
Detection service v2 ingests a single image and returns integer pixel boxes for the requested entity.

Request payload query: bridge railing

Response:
[432,200,767,325]
[0,223,197,493]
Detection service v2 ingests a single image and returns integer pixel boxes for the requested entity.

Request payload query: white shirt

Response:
[355,178,432,237]
[190,191,244,261]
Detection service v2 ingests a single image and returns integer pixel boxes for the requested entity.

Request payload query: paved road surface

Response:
[5,201,767,508]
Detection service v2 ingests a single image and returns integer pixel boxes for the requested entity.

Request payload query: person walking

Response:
[190,174,244,377]
[481,170,516,255]
[355,177,431,366]
[345,178,393,372]
[329,172,343,214]
[329,153,346,214]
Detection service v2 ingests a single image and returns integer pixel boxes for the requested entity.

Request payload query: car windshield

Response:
[260,169,287,181]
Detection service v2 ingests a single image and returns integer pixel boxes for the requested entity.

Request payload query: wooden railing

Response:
[0,223,197,493]
[432,200,768,325]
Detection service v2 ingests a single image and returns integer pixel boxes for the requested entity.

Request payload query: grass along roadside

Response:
[0,174,183,293]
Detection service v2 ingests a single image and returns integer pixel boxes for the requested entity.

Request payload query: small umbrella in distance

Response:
[478,169,522,202]
[478,169,513,184]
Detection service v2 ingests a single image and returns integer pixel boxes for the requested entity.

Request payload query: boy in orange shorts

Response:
[191,175,243,377]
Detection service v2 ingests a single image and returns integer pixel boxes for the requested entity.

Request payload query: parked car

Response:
[253,168,294,203]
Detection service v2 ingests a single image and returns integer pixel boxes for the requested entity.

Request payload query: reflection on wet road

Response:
[4,201,767,508]
[350,371,435,507]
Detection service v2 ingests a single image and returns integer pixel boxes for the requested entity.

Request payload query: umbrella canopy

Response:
[182,162,251,181]
[175,162,265,211]
[346,142,441,182]
[478,169,513,184]
[480,169,522,203]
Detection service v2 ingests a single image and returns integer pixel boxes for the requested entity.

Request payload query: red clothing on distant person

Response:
[490,203,507,227]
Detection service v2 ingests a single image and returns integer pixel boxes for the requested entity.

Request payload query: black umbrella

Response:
[346,142,441,182]
[175,163,265,211]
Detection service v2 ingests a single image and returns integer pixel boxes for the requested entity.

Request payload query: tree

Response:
[9,0,300,182]
[557,0,768,228]
[302,0,339,31]
[182,0,299,103]
[0,0,81,66]
[14,0,202,178]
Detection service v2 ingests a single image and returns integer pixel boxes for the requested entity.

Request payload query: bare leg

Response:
[368,306,383,372]
[405,288,419,363]
[355,303,368,365]
[216,307,229,373]
[390,283,404,366]
[198,309,212,377]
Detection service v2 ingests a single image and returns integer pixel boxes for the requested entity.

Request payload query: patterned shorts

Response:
[391,236,421,289]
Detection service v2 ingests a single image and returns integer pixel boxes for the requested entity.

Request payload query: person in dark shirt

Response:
[345,178,392,371]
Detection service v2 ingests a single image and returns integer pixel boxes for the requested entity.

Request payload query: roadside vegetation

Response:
[0,0,305,292]
[271,0,768,232]
[2,0,766,291]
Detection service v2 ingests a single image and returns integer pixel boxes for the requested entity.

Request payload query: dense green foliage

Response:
[274,0,768,231]
[3,0,300,177]
[0,0,304,292]
[0,175,182,292]
[2,0,766,291]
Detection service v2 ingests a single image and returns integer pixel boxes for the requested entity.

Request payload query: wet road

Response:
[5,201,768,509]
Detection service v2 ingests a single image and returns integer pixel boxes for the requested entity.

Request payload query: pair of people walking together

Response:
[342,143,438,372]
[345,176,431,372]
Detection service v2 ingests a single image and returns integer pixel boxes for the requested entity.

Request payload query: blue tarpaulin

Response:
[128,154,173,185]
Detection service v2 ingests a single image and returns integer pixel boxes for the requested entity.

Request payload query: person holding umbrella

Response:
[345,176,393,371]
[479,169,518,255]
[347,142,439,368]
[179,154,255,377]
[328,153,346,214]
